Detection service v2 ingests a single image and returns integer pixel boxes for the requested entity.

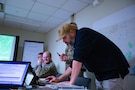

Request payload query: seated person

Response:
[33,52,43,74]
[34,51,58,78]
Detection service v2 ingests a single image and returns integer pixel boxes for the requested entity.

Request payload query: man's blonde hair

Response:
[56,24,77,41]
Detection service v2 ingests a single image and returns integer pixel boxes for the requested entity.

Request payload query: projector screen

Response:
[0,34,19,61]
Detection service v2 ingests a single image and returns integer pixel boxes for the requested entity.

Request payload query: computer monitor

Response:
[0,61,30,89]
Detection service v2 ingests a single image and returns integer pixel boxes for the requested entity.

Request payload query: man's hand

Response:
[60,54,68,62]
[45,76,60,83]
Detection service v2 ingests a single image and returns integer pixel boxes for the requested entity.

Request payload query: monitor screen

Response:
[0,34,19,61]
[0,61,29,88]
[24,63,39,86]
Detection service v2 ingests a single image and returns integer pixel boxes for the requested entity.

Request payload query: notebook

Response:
[0,61,30,89]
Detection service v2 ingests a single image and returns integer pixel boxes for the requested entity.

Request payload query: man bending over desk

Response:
[46,24,129,90]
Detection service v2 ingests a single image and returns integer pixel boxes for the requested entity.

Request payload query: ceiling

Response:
[0,0,101,33]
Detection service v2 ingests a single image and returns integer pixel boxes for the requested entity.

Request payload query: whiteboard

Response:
[92,4,135,74]
[22,40,44,67]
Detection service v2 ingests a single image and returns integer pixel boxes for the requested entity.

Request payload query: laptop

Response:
[24,63,50,86]
[24,63,51,89]
[24,63,39,86]
[0,61,30,89]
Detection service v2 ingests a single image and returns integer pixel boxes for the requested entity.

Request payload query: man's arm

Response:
[69,60,82,84]
[58,67,72,81]
[46,67,72,83]
[34,65,42,76]
[57,60,82,85]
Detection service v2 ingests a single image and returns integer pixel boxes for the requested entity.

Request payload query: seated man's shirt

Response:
[34,61,58,78]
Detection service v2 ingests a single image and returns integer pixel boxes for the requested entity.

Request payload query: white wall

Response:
[46,0,135,90]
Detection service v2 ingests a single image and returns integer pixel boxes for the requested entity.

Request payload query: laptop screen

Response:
[0,61,30,88]
[24,63,39,86]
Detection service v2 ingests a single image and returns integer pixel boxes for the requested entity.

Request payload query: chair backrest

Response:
[74,77,91,89]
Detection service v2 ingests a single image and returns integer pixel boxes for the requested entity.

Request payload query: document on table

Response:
[46,84,84,90]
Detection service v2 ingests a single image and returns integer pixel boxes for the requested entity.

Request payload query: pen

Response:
[57,52,60,56]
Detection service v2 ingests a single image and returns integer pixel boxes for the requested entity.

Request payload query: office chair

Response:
[74,77,91,89]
